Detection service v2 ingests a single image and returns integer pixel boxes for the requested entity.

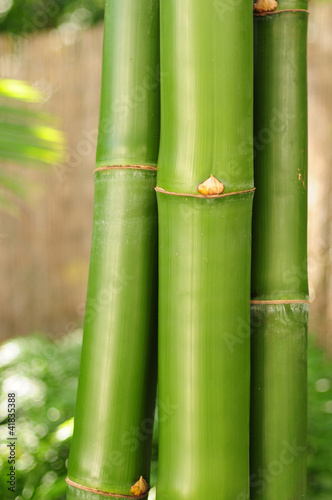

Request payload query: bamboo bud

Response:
[253,0,278,13]
[197,175,225,196]
[130,476,149,496]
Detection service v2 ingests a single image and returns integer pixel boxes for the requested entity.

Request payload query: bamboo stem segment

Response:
[251,0,309,497]
[156,1,253,498]
[67,0,160,498]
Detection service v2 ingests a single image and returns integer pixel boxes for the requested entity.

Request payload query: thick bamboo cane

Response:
[66,1,160,498]
[156,1,253,498]
[250,0,309,498]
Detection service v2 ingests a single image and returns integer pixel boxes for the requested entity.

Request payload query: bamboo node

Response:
[251,299,310,305]
[197,175,224,196]
[253,0,278,13]
[130,477,148,496]
[65,477,149,498]
[94,165,157,173]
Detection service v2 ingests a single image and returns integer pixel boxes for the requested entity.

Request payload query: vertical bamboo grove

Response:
[156,1,253,499]
[66,0,160,498]
[251,0,309,498]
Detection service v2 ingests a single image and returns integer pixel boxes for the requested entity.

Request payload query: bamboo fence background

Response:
[0,2,331,348]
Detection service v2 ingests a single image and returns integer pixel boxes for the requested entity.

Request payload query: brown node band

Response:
[251,299,310,305]
[254,9,309,16]
[155,186,255,199]
[94,165,157,173]
[65,478,150,499]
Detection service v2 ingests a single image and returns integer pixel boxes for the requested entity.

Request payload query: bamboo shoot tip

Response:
[198,175,224,196]
[130,476,148,496]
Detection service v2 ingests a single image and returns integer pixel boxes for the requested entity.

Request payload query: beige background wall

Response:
[0,26,103,339]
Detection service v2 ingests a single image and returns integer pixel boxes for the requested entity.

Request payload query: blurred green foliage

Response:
[0,332,81,499]
[0,79,65,216]
[307,337,332,499]
[0,0,105,34]
[0,332,331,499]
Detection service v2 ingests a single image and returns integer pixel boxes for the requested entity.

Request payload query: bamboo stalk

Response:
[250,0,309,497]
[156,1,253,498]
[66,0,160,498]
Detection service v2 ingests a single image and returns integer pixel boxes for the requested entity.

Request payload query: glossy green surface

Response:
[96,0,160,168]
[273,0,308,10]
[157,2,253,497]
[251,304,308,500]
[157,193,253,500]
[251,7,309,500]
[68,171,158,494]
[251,8,308,301]
[67,0,160,496]
[157,0,253,194]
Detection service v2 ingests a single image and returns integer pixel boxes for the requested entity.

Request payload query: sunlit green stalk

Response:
[250,0,309,498]
[66,0,160,498]
[156,1,253,498]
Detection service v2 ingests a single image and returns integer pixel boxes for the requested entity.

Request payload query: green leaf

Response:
[0,79,42,102]
[0,78,65,215]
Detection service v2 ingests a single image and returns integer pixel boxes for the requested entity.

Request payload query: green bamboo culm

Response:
[250,0,309,498]
[156,1,253,499]
[66,0,160,498]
